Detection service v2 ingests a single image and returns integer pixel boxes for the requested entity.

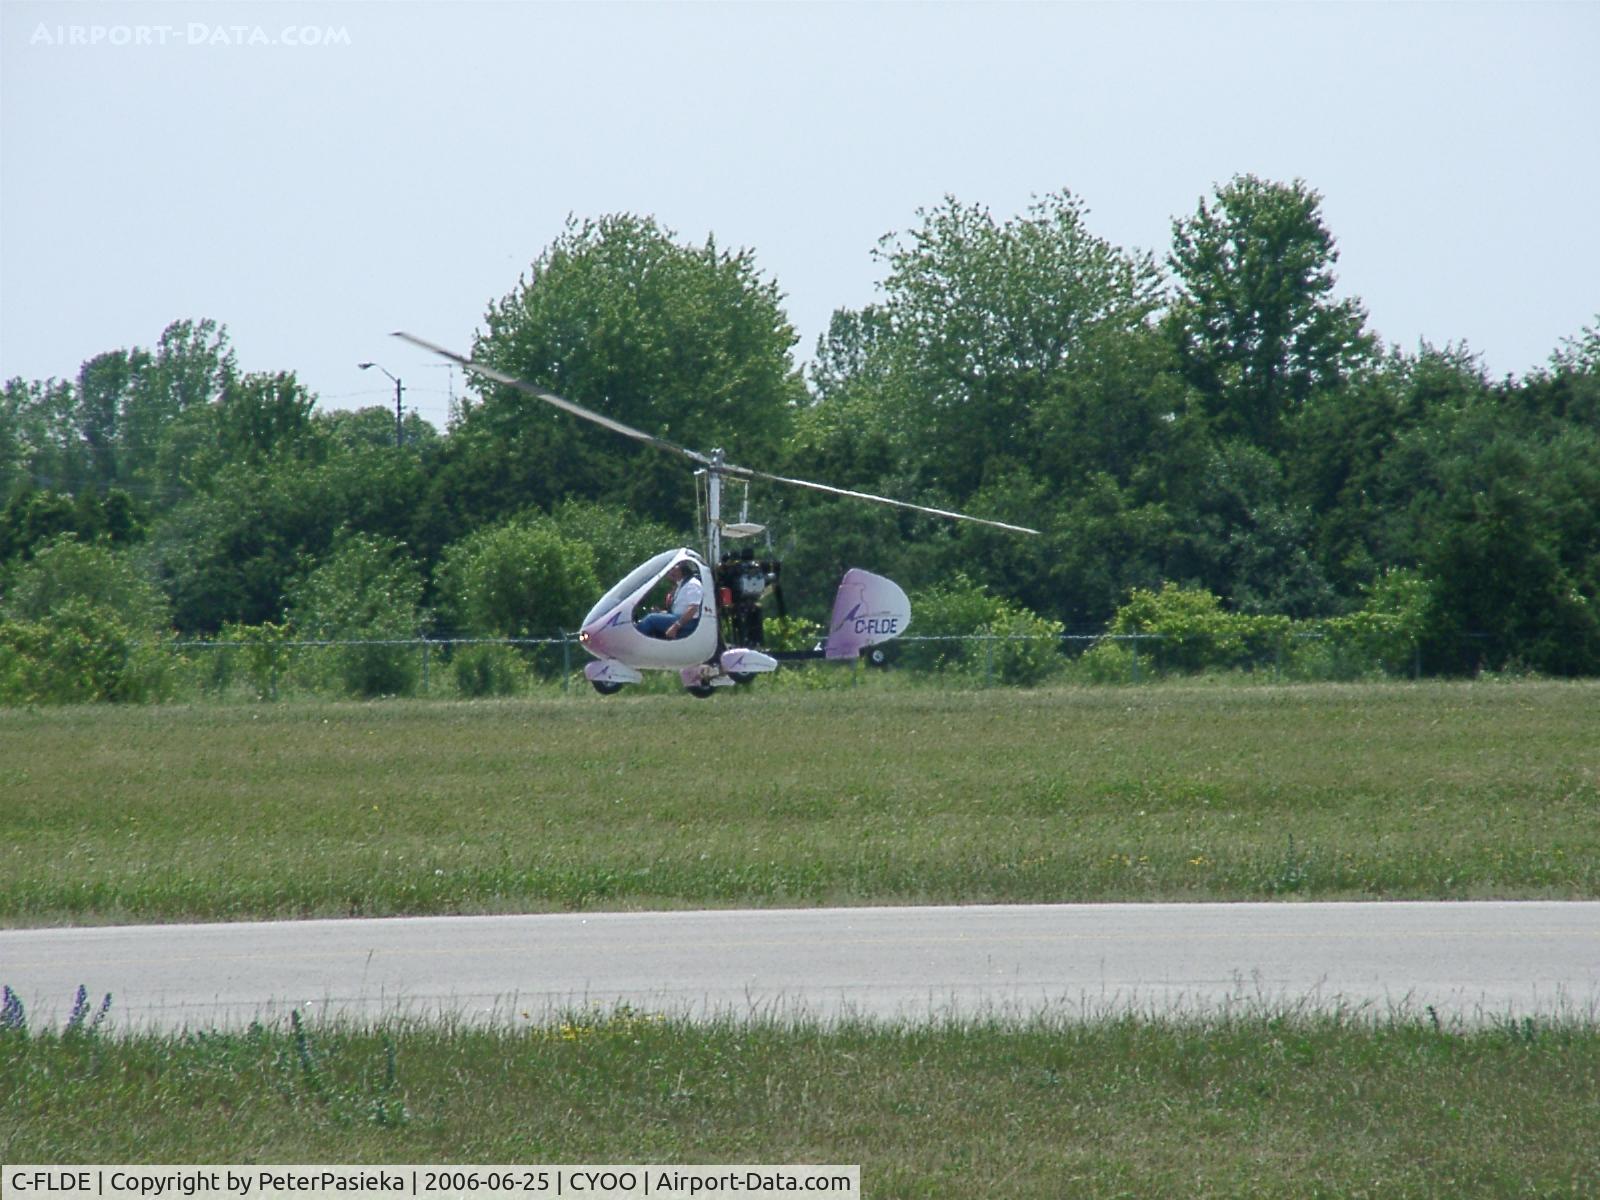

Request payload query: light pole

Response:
[357,361,405,448]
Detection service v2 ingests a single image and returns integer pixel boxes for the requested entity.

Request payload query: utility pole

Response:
[357,361,405,447]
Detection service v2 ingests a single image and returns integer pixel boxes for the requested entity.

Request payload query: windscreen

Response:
[588,549,683,620]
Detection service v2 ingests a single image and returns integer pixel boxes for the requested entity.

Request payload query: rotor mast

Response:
[705,449,725,567]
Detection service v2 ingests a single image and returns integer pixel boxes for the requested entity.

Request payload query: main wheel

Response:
[730,672,757,686]
[591,680,624,695]
[686,684,716,699]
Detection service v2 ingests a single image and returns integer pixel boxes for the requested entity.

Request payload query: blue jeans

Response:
[637,612,699,640]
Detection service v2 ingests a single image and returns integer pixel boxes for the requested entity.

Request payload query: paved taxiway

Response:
[3,902,1596,1031]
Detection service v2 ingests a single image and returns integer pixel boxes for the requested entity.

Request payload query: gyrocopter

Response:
[394,332,1038,697]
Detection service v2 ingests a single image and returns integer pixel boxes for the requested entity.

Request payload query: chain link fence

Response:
[153,627,1424,702]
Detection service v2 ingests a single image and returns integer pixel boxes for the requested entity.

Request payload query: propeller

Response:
[392,331,1040,536]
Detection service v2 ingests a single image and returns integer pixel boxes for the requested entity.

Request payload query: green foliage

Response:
[434,516,598,640]
[0,598,171,704]
[4,201,1599,691]
[1,319,237,500]
[153,440,432,635]
[287,534,427,698]
[317,406,438,453]
[759,613,822,654]
[2,534,169,633]
[873,190,1163,499]
[449,643,527,698]
[153,463,330,633]
[1166,438,1335,618]
[212,620,294,700]
[444,213,803,532]
[0,489,144,564]
[1107,582,1290,675]
[1415,427,1600,675]
[903,574,1063,685]
[1168,174,1374,449]
[547,499,684,588]
[0,537,173,704]
[1316,568,1431,676]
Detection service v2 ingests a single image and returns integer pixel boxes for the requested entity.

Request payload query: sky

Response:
[3,1,1597,431]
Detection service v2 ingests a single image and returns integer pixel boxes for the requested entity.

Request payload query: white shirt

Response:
[671,575,704,619]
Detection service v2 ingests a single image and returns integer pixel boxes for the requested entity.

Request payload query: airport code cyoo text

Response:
[0,1168,860,1200]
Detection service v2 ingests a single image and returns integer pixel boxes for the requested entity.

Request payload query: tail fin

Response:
[825,569,911,660]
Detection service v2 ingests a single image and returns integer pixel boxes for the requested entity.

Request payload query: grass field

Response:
[3,679,1598,924]
[5,1009,1598,1197]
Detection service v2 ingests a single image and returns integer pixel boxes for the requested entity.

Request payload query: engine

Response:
[715,550,782,647]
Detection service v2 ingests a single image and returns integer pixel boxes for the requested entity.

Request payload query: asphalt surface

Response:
[3,902,1597,1032]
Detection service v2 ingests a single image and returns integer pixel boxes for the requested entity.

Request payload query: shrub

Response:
[2,534,169,632]
[212,620,294,699]
[288,533,426,698]
[451,643,527,698]
[1107,582,1289,675]
[1323,567,1430,676]
[549,499,684,589]
[762,614,822,654]
[0,598,173,704]
[903,575,1064,685]
[434,517,599,642]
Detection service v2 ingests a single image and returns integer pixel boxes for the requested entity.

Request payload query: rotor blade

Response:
[725,463,1040,535]
[392,331,711,465]
[394,331,1037,535]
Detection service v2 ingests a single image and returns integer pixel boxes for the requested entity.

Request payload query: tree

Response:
[152,433,437,636]
[871,190,1163,499]
[1,376,82,495]
[74,348,151,488]
[0,490,76,563]
[1515,315,1600,428]
[1168,175,1374,449]
[1,534,169,634]
[287,532,427,697]
[126,319,237,494]
[779,192,1163,616]
[1414,426,1600,675]
[547,498,682,588]
[1289,344,1488,593]
[318,406,438,452]
[433,515,598,640]
[0,489,144,566]
[1162,438,1335,618]
[437,214,804,533]
[153,459,334,632]
[0,382,23,496]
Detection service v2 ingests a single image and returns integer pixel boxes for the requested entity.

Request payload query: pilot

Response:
[637,560,703,640]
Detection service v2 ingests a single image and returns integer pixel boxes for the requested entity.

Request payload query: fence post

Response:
[985,636,995,687]
[562,635,571,695]
[420,637,430,696]
[1130,634,1141,684]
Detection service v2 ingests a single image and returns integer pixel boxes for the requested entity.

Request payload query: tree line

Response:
[3,176,1598,699]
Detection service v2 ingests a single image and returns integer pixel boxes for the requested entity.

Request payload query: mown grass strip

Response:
[4,681,1598,924]
[4,1010,1598,1196]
